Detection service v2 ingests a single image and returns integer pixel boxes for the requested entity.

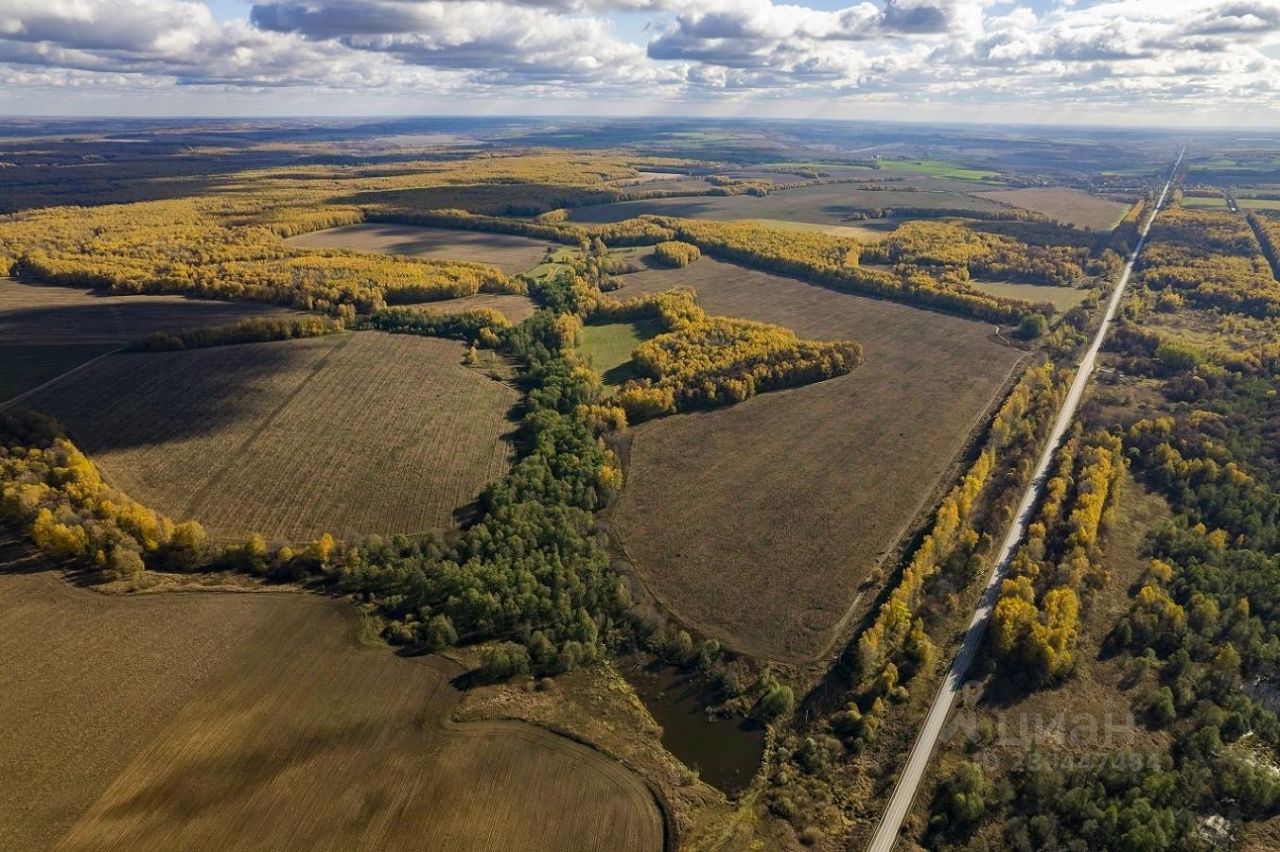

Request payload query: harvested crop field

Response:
[25,331,518,543]
[0,545,663,852]
[973,187,1130,230]
[969,280,1092,312]
[429,292,538,322]
[568,181,1009,226]
[285,223,555,274]
[608,258,1022,662]
[0,278,292,401]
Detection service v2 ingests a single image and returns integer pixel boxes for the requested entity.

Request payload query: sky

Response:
[1,0,1279,126]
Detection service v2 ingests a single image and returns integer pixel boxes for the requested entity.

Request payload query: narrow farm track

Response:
[865,147,1185,852]
[0,347,122,412]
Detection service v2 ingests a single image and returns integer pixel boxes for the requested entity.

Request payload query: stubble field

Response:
[0,542,662,852]
[607,258,1023,662]
[567,180,1010,226]
[285,223,555,274]
[24,331,518,543]
[973,186,1131,230]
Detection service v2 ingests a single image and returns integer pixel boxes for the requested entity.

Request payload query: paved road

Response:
[864,147,1185,852]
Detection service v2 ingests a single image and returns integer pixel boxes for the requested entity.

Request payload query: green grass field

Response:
[873,158,1002,182]
[968,280,1092,313]
[1238,197,1280,210]
[576,319,663,389]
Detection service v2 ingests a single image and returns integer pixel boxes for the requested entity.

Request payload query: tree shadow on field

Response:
[23,337,332,454]
[0,286,284,346]
[290,221,552,259]
[0,532,101,587]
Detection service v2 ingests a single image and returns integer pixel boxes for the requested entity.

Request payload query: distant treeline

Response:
[652,217,1037,324]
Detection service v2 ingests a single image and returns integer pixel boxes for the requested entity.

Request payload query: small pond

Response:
[625,659,766,795]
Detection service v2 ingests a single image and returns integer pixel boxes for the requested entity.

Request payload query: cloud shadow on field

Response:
[98,719,385,823]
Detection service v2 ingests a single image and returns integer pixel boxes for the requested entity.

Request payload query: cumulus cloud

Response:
[0,0,1277,111]
[0,0,452,87]
[251,0,667,88]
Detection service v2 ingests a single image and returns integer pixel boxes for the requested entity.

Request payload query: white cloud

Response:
[251,0,673,89]
[0,0,1276,116]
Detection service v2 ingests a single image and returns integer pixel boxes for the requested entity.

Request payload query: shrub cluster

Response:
[652,240,701,268]
[0,412,209,580]
[367,306,510,345]
[592,288,862,421]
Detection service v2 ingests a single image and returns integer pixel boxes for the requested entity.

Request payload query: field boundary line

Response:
[0,347,124,413]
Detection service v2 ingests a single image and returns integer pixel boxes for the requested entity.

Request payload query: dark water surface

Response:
[625,660,765,795]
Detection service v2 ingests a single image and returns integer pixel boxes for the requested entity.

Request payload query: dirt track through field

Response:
[0,545,663,852]
[610,259,1021,662]
[0,278,297,401]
